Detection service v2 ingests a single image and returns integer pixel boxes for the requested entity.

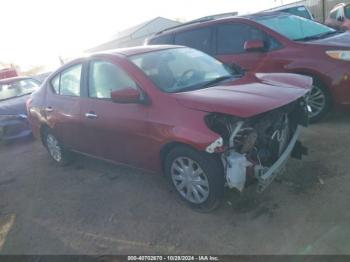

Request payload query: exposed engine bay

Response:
[205,97,309,192]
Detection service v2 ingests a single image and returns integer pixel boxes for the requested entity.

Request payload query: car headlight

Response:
[326,50,350,61]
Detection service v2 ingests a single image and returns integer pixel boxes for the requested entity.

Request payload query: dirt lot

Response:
[0,112,349,255]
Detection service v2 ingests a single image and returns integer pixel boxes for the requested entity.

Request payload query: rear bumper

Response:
[254,127,302,192]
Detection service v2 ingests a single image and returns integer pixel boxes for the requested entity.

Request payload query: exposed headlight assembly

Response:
[326,50,350,61]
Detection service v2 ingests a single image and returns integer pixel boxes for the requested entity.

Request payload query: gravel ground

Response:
[0,112,349,255]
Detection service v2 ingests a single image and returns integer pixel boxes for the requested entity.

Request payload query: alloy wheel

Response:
[46,134,62,162]
[307,85,326,119]
[171,157,210,204]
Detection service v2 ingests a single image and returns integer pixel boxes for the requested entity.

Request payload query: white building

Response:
[86,17,181,53]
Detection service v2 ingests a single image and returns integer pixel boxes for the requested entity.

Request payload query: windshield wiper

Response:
[295,31,339,42]
[172,75,235,93]
[201,75,234,88]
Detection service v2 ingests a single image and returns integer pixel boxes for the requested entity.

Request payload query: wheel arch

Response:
[159,140,223,173]
[290,70,333,100]
[160,141,195,171]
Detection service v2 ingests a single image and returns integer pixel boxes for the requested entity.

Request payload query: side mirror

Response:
[111,88,144,104]
[244,40,265,52]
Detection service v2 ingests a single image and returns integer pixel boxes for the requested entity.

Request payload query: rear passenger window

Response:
[174,28,212,53]
[50,64,82,96]
[217,23,281,55]
[149,34,174,45]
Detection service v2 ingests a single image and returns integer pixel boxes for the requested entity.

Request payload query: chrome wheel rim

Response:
[46,134,62,162]
[308,86,326,118]
[171,157,209,204]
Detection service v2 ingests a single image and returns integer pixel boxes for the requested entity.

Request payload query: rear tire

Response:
[43,130,72,166]
[308,78,332,123]
[164,145,224,212]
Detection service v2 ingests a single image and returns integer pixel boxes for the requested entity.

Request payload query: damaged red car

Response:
[27,46,310,211]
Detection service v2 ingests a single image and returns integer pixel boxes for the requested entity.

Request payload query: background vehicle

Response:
[0,77,40,142]
[264,4,314,20]
[146,12,350,122]
[27,46,310,211]
[325,3,350,31]
[0,68,18,80]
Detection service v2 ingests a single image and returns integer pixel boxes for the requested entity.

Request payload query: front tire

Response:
[308,79,331,123]
[43,130,72,166]
[164,145,224,212]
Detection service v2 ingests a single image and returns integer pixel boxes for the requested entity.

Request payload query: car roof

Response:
[93,44,182,57]
[151,11,286,37]
[0,76,33,84]
[51,45,184,78]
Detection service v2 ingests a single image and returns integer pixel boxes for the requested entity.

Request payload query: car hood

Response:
[306,31,350,48]
[174,73,311,118]
[0,95,29,115]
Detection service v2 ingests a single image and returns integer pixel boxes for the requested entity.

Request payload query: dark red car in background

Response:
[0,68,18,80]
[27,46,310,211]
[147,12,350,122]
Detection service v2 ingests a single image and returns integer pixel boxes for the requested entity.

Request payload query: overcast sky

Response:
[0,0,294,70]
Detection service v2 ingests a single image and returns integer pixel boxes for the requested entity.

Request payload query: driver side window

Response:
[88,60,137,99]
[216,23,281,55]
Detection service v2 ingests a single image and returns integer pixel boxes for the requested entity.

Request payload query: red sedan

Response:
[27,46,310,211]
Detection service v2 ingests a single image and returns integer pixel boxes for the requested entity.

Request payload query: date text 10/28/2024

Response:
[127,256,219,261]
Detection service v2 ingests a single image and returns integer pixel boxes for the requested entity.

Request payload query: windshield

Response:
[255,14,337,41]
[0,78,40,101]
[129,48,234,93]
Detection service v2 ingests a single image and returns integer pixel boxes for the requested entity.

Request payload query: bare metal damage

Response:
[205,98,309,192]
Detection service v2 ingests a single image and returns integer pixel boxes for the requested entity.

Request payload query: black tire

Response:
[308,78,332,123]
[164,145,225,212]
[42,129,72,166]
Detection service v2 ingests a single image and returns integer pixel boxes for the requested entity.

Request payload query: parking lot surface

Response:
[0,112,349,255]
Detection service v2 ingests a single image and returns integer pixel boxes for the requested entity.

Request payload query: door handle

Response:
[45,107,53,112]
[85,112,98,119]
